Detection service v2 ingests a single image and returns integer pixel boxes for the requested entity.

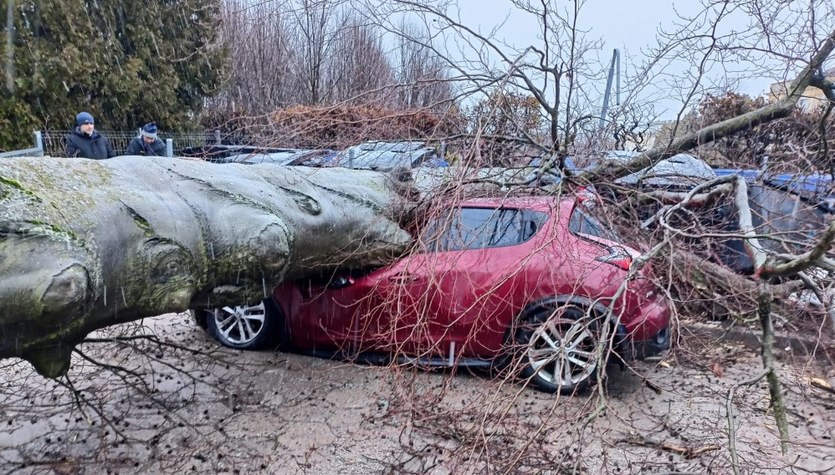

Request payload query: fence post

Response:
[214,129,221,144]
[165,138,174,158]
[439,141,446,160]
[348,147,355,169]
[33,131,44,157]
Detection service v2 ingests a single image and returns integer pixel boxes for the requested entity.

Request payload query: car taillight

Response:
[576,186,597,205]
[596,246,632,270]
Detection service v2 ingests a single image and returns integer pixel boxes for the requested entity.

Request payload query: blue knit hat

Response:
[76,112,94,126]
[142,122,158,139]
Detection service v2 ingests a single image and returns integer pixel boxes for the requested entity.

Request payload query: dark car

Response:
[179,145,265,163]
[712,168,834,273]
[524,156,578,185]
[333,141,448,171]
[223,149,336,167]
[192,194,670,394]
[179,145,335,166]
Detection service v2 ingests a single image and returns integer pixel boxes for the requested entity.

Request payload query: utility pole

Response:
[599,49,621,128]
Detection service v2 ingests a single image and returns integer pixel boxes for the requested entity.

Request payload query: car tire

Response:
[196,299,283,351]
[515,303,604,394]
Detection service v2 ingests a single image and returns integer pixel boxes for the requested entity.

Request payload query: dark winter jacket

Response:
[65,128,116,160]
[126,136,166,156]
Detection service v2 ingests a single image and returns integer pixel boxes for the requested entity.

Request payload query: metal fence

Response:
[40,130,219,157]
[0,130,228,159]
[42,130,133,157]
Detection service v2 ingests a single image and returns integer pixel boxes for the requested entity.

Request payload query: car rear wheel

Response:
[516,304,603,394]
[196,299,282,350]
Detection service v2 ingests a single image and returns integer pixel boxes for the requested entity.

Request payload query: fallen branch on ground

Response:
[727,367,771,475]
[616,433,721,459]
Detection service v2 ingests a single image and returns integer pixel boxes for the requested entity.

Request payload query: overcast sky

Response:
[448,0,781,119]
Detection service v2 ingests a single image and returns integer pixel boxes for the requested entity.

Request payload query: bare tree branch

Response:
[581,28,835,183]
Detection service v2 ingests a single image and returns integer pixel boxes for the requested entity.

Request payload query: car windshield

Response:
[236,151,302,164]
[355,141,423,153]
[352,153,414,169]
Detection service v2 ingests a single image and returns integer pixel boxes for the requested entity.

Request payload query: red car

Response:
[193,194,670,393]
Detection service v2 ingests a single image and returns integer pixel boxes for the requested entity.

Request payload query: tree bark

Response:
[0,156,414,377]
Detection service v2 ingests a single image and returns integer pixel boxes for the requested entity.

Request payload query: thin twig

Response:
[616,433,721,459]
[727,367,771,475]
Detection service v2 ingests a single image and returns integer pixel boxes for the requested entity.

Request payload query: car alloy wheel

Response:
[199,299,282,350]
[212,303,266,345]
[517,304,602,394]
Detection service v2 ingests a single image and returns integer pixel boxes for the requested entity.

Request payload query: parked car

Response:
[614,153,716,189]
[524,156,578,186]
[223,149,337,167]
[191,193,670,394]
[524,152,715,190]
[333,141,448,171]
[179,145,266,163]
[711,168,835,273]
[715,168,835,212]
[179,145,335,166]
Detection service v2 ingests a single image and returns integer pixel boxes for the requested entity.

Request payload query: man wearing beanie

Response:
[126,122,166,156]
[65,112,116,160]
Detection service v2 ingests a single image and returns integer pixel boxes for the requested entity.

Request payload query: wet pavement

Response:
[0,313,833,474]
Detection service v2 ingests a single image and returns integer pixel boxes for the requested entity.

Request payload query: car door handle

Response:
[388,274,420,283]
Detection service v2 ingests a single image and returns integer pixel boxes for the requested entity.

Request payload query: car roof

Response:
[336,142,437,170]
[615,153,716,187]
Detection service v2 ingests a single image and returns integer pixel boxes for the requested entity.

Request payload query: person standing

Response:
[65,112,116,160]
[126,122,166,156]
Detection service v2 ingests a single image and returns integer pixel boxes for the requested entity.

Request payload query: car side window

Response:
[568,206,623,243]
[425,207,547,252]
[490,209,526,247]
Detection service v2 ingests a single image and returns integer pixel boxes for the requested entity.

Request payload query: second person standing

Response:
[126,122,166,156]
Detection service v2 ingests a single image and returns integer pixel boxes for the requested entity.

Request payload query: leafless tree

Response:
[287,0,347,105]
[210,0,297,112]
[208,0,456,140]
[392,19,454,110]
[325,15,395,104]
[363,0,607,160]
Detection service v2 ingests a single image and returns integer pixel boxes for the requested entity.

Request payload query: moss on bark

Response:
[0,156,413,377]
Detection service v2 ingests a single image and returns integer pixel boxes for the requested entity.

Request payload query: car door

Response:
[380,206,543,359]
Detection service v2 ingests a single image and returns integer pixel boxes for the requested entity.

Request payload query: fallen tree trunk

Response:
[0,156,414,377]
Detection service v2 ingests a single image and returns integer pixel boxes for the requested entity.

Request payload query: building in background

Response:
[768,67,835,111]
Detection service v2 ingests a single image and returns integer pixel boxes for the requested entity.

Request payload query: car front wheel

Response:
[197,299,282,350]
[516,304,603,394]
